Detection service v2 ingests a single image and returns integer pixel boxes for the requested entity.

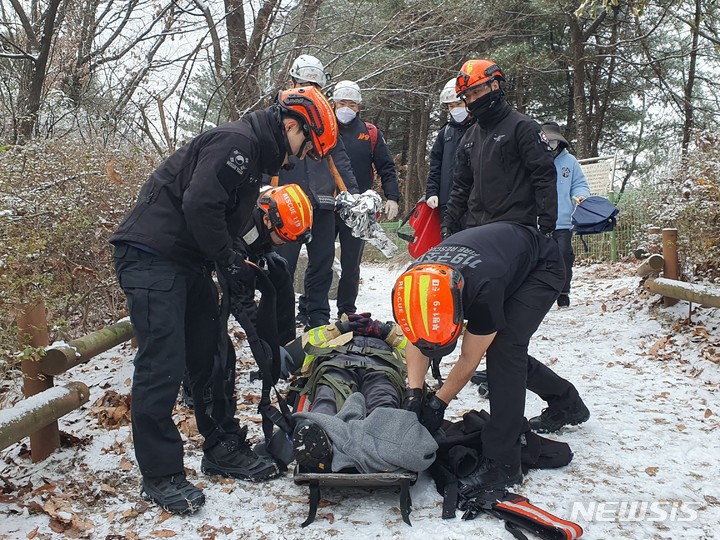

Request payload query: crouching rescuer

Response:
[393,222,590,493]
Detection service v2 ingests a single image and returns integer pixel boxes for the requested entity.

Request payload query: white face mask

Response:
[449,107,469,123]
[335,106,357,124]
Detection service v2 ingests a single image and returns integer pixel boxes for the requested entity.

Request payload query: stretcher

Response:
[292,465,417,527]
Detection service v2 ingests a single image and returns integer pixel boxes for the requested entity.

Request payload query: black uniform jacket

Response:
[339,117,400,201]
[110,108,286,265]
[425,118,473,206]
[443,100,558,234]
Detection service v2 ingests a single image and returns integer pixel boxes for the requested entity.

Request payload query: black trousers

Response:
[552,229,575,294]
[113,244,219,478]
[312,367,401,416]
[335,215,365,317]
[482,260,578,468]
[275,209,336,327]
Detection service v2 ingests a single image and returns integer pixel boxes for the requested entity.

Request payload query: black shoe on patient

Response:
[293,421,333,472]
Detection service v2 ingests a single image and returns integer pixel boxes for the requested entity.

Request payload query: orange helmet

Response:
[277,86,338,161]
[392,263,464,358]
[455,59,505,98]
[257,184,313,243]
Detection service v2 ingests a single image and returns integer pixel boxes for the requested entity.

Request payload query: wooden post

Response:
[16,301,61,462]
[662,228,680,307]
[637,254,664,278]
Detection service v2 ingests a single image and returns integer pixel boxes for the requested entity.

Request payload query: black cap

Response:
[541,121,569,148]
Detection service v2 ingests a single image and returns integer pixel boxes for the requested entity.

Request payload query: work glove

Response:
[426,195,439,209]
[420,394,448,434]
[336,312,392,339]
[441,226,453,240]
[220,250,255,289]
[384,199,399,221]
[402,387,425,418]
[264,251,289,274]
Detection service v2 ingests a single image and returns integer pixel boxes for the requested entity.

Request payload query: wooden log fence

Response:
[644,278,720,308]
[5,306,135,461]
[0,382,90,452]
[637,226,720,309]
[40,319,134,376]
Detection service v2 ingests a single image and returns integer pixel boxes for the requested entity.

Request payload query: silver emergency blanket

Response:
[335,190,398,258]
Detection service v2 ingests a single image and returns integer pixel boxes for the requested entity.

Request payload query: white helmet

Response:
[290,54,327,87]
[332,80,362,103]
[439,78,460,104]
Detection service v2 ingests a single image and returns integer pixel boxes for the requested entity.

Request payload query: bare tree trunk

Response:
[14,0,63,143]
[681,0,701,154]
[566,10,606,159]
[271,0,324,98]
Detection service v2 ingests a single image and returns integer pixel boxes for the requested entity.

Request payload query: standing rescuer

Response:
[331,79,400,318]
[110,86,337,514]
[425,77,474,226]
[394,222,590,492]
[441,59,558,240]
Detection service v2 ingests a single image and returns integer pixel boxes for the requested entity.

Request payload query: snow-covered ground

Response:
[1,262,719,539]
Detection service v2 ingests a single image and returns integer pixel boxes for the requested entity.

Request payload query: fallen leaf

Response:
[317,512,335,524]
[157,510,173,524]
[615,348,625,356]
[705,409,713,418]
[49,519,67,533]
[601,303,607,312]
[645,467,659,476]
[26,526,38,539]
[677,424,686,431]
[263,502,277,512]
[119,458,134,471]
[151,530,177,537]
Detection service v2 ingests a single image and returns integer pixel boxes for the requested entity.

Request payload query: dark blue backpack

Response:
[571,196,619,250]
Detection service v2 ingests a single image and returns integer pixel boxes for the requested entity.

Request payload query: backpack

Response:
[364,121,378,155]
[429,410,574,519]
[571,196,619,251]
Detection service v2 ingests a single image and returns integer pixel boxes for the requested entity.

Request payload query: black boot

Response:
[529,399,590,433]
[202,436,280,481]
[556,293,570,308]
[293,421,333,472]
[459,457,523,494]
[142,472,205,514]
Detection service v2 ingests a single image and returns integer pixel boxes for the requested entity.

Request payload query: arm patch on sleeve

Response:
[226,148,249,176]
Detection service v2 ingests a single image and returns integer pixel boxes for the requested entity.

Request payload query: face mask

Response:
[449,107,469,123]
[466,88,504,120]
[335,106,357,124]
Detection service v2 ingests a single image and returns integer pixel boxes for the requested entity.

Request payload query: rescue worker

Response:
[394,222,590,492]
[270,55,360,330]
[332,80,400,318]
[110,86,337,514]
[425,77,473,227]
[441,59,558,239]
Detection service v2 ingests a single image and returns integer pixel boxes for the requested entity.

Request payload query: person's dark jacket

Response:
[339,117,399,201]
[442,98,558,234]
[110,108,287,264]
[425,118,473,206]
[273,136,359,211]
